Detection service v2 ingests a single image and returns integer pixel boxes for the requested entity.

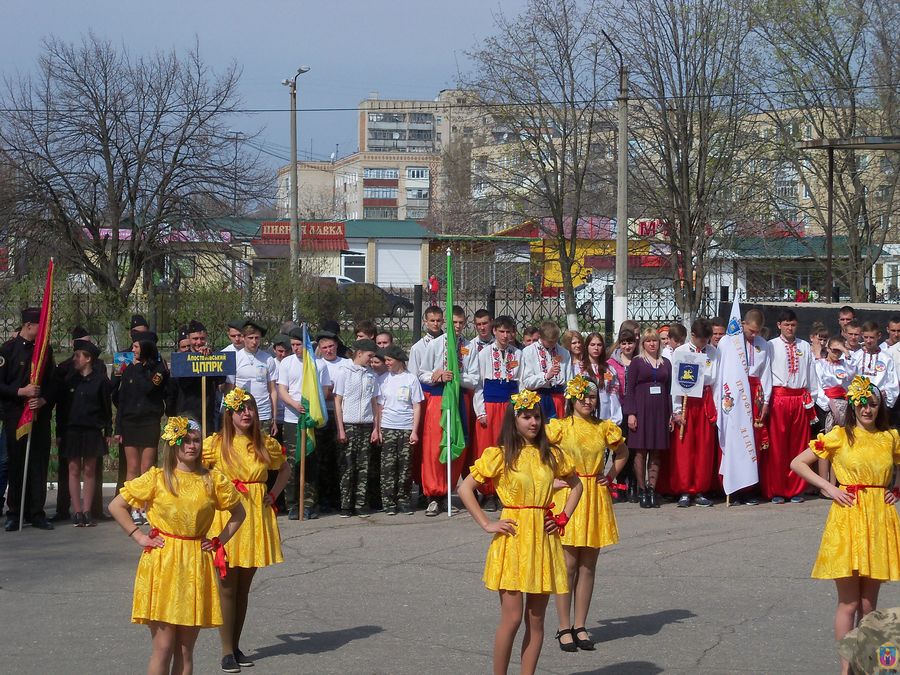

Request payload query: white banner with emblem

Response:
[669,351,708,398]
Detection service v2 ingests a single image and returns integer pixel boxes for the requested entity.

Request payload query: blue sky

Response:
[2,0,524,168]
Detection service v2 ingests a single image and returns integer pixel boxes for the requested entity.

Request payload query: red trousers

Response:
[659,386,717,496]
[760,387,812,499]
[420,391,468,498]
[472,401,506,495]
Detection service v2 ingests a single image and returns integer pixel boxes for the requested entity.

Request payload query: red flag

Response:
[16,259,54,440]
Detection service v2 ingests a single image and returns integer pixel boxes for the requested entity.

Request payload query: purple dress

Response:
[622,356,673,450]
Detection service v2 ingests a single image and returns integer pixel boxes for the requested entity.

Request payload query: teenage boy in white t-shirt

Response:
[227,321,279,435]
[377,345,424,515]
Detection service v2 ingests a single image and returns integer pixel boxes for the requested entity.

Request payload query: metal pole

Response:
[603,31,628,333]
[826,147,834,302]
[289,79,301,322]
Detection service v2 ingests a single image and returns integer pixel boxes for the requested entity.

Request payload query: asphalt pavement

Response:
[1,491,890,674]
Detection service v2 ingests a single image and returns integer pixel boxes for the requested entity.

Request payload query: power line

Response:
[0,81,897,116]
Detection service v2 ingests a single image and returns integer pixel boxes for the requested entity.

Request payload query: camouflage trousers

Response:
[340,423,372,512]
[283,421,319,510]
[380,427,413,511]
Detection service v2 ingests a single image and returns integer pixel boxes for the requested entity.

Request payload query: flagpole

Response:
[446,408,452,517]
[18,432,33,531]
[299,425,307,521]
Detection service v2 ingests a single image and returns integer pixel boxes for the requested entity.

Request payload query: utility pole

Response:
[283,66,310,321]
[603,31,628,333]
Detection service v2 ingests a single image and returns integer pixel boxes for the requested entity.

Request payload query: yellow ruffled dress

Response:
[120,467,240,626]
[203,433,286,568]
[810,426,900,580]
[470,444,575,594]
[547,416,622,549]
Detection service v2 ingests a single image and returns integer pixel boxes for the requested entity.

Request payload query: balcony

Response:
[405,198,430,208]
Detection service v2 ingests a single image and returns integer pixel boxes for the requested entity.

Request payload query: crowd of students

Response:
[4,302,900,674]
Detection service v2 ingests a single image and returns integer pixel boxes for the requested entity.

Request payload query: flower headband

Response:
[223,387,251,412]
[161,416,201,446]
[564,374,596,400]
[847,376,881,407]
[511,389,541,413]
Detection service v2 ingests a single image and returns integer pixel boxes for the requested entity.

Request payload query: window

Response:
[407,208,428,219]
[363,206,398,219]
[803,184,812,199]
[406,187,429,200]
[370,129,407,140]
[368,112,404,123]
[342,252,366,282]
[408,129,433,141]
[363,187,398,199]
[167,255,195,279]
[363,168,399,179]
[406,167,429,180]
[409,112,433,124]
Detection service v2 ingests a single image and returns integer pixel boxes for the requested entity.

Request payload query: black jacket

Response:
[113,360,169,434]
[0,335,56,426]
[166,373,224,424]
[58,366,113,436]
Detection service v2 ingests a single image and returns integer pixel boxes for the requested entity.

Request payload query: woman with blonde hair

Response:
[561,330,586,375]
[203,388,291,673]
[108,417,245,675]
[623,329,673,508]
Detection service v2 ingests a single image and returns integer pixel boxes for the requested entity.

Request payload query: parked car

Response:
[338,283,414,318]
[318,275,356,286]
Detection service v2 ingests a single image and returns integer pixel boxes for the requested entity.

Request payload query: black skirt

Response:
[62,427,108,459]
[120,420,162,449]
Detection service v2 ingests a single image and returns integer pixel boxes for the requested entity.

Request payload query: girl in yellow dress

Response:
[547,375,628,653]
[458,389,583,675]
[203,388,291,673]
[790,376,900,675]
[108,417,246,675]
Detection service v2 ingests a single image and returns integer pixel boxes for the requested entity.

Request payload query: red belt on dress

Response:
[144,527,227,578]
[824,386,846,400]
[503,502,567,535]
[232,479,278,513]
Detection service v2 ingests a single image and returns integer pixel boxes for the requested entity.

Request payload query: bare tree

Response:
[0,34,271,314]
[616,0,757,322]
[463,0,613,328]
[752,0,900,301]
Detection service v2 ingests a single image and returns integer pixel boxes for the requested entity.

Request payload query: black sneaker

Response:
[338,509,353,518]
[234,649,254,667]
[221,654,241,673]
[287,507,300,521]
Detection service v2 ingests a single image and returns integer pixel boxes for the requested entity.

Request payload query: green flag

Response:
[440,248,466,463]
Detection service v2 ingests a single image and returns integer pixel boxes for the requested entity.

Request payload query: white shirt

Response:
[420,334,478,389]
[318,355,349,411]
[768,336,818,392]
[742,336,773,404]
[671,342,719,414]
[333,362,379,424]
[815,357,856,411]
[850,349,899,408]
[276,354,332,424]
[222,343,238,353]
[409,334,439,386]
[273,357,287,422]
[378,370,424,430]
[520,342,573,389]
[471,343,521,418]
[228,348,277,420]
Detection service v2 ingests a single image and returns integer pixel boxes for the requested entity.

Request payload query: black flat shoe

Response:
[627,482,639,503]
[287,507,299,521]
[83,513,94,527]
[30,517,54,530]
[72,512,84,527]
[649,490,660,508]
[4,517,19,532]
[573,627,596,651]
[221,653,241,672]
[639,489,652,509]
[555,628,578,653]
[234,649,254,667]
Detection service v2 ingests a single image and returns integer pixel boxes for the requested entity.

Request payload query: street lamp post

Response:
[602,31,628,334]
[283,66,310,322]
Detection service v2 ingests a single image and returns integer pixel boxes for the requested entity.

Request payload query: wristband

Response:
[892,488,900,499]
[128,526,140,537]
[554,511,570,536]
[267,492,279,514]
[210,536,221,549]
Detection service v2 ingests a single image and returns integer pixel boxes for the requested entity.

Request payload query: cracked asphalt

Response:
[1,492,893,674]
